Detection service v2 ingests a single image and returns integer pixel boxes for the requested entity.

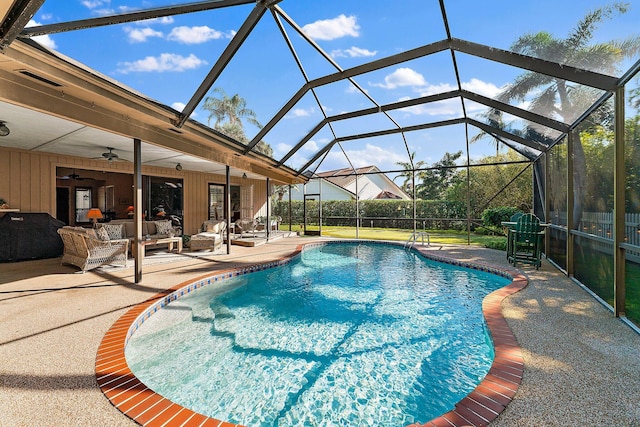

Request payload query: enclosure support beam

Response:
[355,175,359,239]
[613,86,626,317]
[566,131,575,277]
[288,185,292,232]
[226,166,231,254]
[319,179,323,237]
[266,177,270,241]
[412,171,417,235]
[544,155,551,257]
[133,138,143,283]
[465,123,471,245]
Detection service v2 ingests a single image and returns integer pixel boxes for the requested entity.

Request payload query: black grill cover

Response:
[0,213,65,262]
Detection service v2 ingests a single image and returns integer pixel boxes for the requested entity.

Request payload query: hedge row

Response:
[272,200,469,230]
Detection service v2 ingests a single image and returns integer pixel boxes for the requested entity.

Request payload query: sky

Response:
[25,0,640,176]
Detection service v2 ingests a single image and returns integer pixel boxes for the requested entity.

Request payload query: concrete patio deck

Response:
[1,237,638,426]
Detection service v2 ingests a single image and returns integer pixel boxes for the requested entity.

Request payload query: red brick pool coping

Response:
[96,242,527,427]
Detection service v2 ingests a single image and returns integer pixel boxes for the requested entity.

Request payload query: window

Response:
[208,184,225,220]
[74,187,92,223]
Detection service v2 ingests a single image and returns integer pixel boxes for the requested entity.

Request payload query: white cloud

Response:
[26,20,57,49]
[286,108,314,119]
[345,83,368,96]
[399,97,463,117]
[305,140,320,152]
[167,26,228,44]
[392,78,506,117]
[327,143,405,169]
[81,0,108,9]
[277,143,292,156]
[276,139,321,162]
[461,78,502,98]
[117,53,207,73]
[302,14,359,41]
[93,8,116,16]
[331,46,377,58]
[125,27,163,43]
[417,82,456,96]
[144,16,174,25]
[371,68,427,89]
[171,102,186,111]
[118,6,140,14]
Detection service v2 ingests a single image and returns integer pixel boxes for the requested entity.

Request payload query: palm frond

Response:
[497,72,553,104]
[565,3,627,51]
[529,85,561,118]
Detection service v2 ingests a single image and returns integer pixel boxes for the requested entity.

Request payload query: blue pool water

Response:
[125,242,510,426]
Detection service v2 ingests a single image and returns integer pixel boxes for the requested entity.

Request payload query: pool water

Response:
[125,242,510,426]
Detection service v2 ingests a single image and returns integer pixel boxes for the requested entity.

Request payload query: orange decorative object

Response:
[127,205,134,212]
[87,208,103,228]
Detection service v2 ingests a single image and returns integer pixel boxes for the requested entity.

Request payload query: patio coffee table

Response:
[133,237,182,262]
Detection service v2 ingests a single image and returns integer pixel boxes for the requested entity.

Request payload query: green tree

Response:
[476,3,640,227]
[446,151,533,216]
[417,151,463,200]
[201,87,273,157]
[394,151,424,195]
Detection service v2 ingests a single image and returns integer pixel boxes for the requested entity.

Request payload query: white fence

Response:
[549,211,640,263]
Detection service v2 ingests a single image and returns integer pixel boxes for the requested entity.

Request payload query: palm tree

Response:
[417,151,463,200]
[478,3,640,227]
[394,151,424,195]
[201,88,274,157]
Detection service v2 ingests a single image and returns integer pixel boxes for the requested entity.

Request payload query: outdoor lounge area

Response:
[2,0,640,425]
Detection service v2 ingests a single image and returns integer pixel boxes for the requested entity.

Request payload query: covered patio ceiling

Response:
[0,0,639,181]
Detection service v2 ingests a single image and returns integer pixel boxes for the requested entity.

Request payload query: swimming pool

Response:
[124,242,513,426]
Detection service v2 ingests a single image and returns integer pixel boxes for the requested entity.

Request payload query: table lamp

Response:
[87,208,103,228]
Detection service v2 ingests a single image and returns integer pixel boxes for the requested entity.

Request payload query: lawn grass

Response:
[626,262,640,326]
[294,225,506,248]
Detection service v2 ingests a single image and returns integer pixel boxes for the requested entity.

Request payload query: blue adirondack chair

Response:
[507,213,543,269]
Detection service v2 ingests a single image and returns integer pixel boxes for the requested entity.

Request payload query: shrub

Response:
[481,206,521,228]
[484,240,507,251]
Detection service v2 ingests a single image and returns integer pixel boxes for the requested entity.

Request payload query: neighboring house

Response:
[289,166,411,201]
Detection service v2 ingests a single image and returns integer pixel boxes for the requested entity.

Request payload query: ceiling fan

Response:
[58,169,93,180]
[100,147,120,163]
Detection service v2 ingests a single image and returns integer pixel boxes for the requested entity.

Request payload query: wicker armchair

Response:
[57,227,129,272]
[190,220,226,251]
[234,218,257,237]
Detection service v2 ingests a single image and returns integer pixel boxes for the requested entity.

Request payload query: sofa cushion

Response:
[155,220,173,236]
[205,221,221,233]
[122,221,135,239]
[95,227,110,241]
[145,221,156,235]
[103,223,123,240]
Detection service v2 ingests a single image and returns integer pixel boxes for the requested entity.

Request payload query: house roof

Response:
[316,166,380,189]
[315,165,410,200]
[375,190,403,200]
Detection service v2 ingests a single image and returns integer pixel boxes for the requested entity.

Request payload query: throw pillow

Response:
[155,220,173,236]
[103,223,123,240]
[205,221,220,233]
[95,227,110,241]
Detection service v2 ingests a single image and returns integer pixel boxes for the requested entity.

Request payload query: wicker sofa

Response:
[97,219,179,252]
[57,226,129,272]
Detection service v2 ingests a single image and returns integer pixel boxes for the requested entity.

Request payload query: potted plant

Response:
[0,198,9,209]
